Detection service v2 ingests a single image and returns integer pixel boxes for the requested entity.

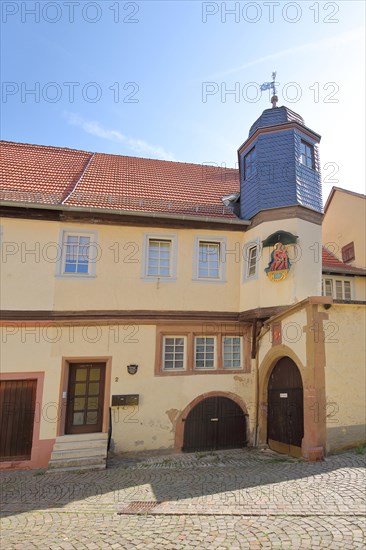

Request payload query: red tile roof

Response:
[0,141,92,204]
[1,141,364,274]
[322,247,366,274]
[0,141,239,219]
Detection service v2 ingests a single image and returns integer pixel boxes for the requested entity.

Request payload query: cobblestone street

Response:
[1,448,365,549]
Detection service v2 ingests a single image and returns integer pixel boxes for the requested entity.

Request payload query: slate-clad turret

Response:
[238,104,322,220]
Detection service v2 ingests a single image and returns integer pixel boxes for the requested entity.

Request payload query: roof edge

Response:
[322,266,366,276]
[0,200,251,226]
[324,186,366,214]
[237,120,321,155]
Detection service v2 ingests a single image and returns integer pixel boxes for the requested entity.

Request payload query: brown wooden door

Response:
[183,396,247,452]
[66,363,105,434]
[267,357,304,456]
[0,379,37,461]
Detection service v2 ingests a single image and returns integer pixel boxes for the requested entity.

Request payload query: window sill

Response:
[299,162,316,172]
[56,274,96,279]
[156,368,244,376]
[243,275,258,282]
[141,276,177,282]
[192,278,226,284]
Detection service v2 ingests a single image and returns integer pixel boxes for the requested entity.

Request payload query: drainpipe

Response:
[253,321,270,448]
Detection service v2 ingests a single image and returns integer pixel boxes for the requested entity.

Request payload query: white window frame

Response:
[142,233,177,281]
[57,229,98,278]
[222,336,243,369]
[194,336,217,369]
[243,238,260,281]
[162,336,187,370]
[322,276,353,300]
[193,236,226,283]
[300,139,315,169]
[244,147,256,179]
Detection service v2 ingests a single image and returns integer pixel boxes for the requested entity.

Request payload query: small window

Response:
[247,244,258,278]
[157,329,247,375]
[162,337,186,370]
[143,233,177,280]
[335,280,343,300]
[334,279,353,300]
[322,278,352,300]
[223,336,242,369]
[64,235,90,273]
[60,231,97,276]
[344,281,351,300]
[244,147,256,179]
[341,242,355,263]
[198,241,221,279]
[194,336,216,369]
[147,239,171,277]
[323,279,333,297]
[300,140,315,169]
[243,240,260,281]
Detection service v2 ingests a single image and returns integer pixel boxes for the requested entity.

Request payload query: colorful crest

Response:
[265,242,291,281]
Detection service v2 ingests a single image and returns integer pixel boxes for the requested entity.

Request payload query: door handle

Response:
[210,418,219,422]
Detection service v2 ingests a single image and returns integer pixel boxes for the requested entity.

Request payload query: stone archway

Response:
[258,345,326,459]
[174,391,249,451]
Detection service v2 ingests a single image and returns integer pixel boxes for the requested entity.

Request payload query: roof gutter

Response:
[322,267,366,276]
[0,200,251,226]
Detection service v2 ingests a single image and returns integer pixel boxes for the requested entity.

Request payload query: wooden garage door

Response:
[0,379,37,461]
[183,396,247,452]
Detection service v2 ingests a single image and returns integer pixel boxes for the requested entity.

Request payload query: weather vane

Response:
[260,71,278,108]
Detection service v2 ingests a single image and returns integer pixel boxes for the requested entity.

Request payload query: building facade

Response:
[1,103,365,470]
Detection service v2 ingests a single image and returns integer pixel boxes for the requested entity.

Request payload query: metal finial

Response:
[271,71,277,96]
[260,71,278,107]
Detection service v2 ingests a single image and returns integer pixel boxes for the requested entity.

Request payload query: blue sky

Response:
[1,0,365,201]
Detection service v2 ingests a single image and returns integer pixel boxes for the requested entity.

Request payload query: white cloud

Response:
[64,112,176,161]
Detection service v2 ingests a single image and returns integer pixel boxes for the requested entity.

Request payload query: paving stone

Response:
[1,448,365,548]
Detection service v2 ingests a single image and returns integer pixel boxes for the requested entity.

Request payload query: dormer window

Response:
[300,140,315,169]
[244,147,256,179]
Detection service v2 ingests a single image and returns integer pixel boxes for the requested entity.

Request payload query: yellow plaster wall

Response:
[322,191,366,268]
[1,324,256,451]
[111,369,256,453]
[323,304,366,451]
[241,218,322,311]
[0,332,60,440]
[258,309,307,369]
[1,218,244,312]
[354,277,366,301]
[1,218,58,310]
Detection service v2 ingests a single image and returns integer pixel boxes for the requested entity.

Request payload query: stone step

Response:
[53,439,108,452]
[55,432,108,443]
[48,432,108,472]
[50,447,107,460]
[48,456,107,470]
[46,463,107,473]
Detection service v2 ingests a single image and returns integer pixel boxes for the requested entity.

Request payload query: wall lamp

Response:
[127,364,139,375]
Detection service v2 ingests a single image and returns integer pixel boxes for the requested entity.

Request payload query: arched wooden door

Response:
[267,357,304,457]
[183,396,247,452]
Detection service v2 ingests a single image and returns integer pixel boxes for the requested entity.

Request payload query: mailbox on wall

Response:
[111,394,139,407]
